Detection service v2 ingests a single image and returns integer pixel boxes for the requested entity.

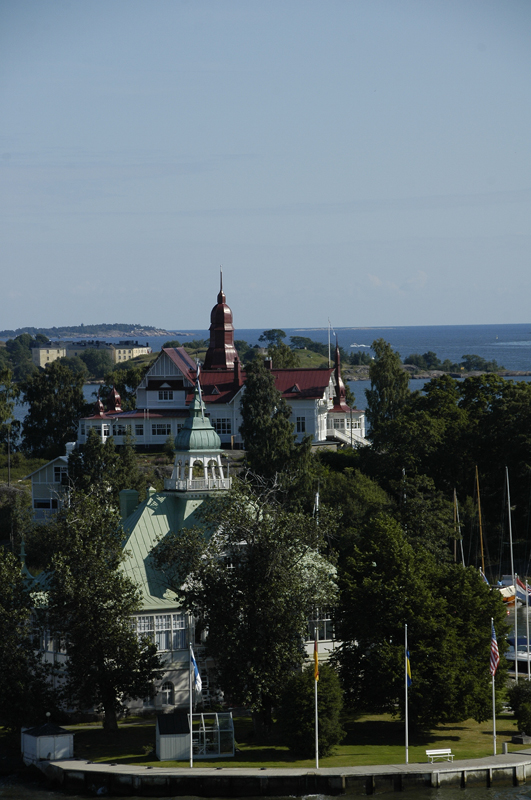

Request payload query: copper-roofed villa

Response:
[26,276,367,723]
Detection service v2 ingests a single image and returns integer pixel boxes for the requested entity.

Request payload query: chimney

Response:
[119,489,139,520]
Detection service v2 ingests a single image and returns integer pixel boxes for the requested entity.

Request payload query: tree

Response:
[154,483,337,736]
[78,348,114,379]
[0,548,57,730]
[43,491,161,731]
[508,681,531,735]
[365,339,410,437]
[57,355,89,379]
[259,329,287,347]
[290,336,314,350]
[239,359,298,480]
[67,429,146,507]
[267,341,300,369]
[0,484,33,552]
[0,368,21,451]
[21,362,87,459]
[278,663,345,757]
[334,513,508,728]
[5,334,37,381]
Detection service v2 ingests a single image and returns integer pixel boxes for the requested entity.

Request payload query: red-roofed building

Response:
[77,277,366,449]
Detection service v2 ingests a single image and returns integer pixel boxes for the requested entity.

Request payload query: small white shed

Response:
[21,723,74,765]
[156,711,234,761]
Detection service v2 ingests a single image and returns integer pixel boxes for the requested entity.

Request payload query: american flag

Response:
[490,621,500,676]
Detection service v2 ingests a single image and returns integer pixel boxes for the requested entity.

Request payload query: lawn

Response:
[56,711,527,769]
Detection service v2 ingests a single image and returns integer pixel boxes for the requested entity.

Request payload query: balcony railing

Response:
[164,477,232,492]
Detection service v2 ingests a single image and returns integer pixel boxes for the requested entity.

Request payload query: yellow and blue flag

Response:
[406,650,412,687]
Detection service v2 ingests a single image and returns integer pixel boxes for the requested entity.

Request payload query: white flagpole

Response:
[189,643,193,768]
[515,573,519,683]
[492,618,496,756]
[527,580,530,681]
[405,623,409,765]
[314,634,319,769]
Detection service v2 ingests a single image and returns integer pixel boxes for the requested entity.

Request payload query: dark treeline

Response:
[0,323,161,338]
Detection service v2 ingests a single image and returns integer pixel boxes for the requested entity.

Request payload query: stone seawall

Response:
[38,751,531,797]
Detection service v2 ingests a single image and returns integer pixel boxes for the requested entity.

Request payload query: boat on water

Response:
[496,576,531,606]
[505,639,531,677]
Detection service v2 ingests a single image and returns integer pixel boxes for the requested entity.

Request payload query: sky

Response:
[1,0,531,331]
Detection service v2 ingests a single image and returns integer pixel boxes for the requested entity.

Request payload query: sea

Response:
[3,774,531,800]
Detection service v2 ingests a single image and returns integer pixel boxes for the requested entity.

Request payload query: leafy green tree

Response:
[5,334,37,381]
[404,351,442,370]
[78,348,114,379]
[319,466,391,557]
[57,355,89,379]
[290,336,314,350]
[0,484,33,551]
[0,548,57,731]
[508,682,531,735]
[334,513,508,728]
[161,339,182,348]
[278,663,345,757]
[43,491,161,731]
[21,362,87,459]
[259,329,287,347]
[239,359,298,480]
[154,484,337,736]
[267,341,300,369]
[0,368,21,451]
[365,339,410,437]
[461,354,502,372]
[234,339,250,360]
[67,429,146,507]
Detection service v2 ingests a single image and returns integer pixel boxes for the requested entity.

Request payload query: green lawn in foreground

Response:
[57,712,527,769]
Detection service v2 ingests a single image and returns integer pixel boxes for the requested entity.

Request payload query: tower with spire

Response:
[203,268,238,370]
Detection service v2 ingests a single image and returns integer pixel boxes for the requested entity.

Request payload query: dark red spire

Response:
[203,270,238,370]
[108,387,122,412]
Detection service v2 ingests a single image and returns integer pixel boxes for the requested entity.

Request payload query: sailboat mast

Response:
[476,466,485,575]
[506,466,515,580]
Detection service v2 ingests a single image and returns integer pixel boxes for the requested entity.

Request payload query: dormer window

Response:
[159,390,174,401]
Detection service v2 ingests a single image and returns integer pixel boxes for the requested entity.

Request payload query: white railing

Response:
[327,428,368,446]
[164,477,232,492]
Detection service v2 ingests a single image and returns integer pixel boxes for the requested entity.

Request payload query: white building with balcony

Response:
[76,281,367,450]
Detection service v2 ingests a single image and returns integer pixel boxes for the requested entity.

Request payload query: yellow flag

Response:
[314,637,319,681]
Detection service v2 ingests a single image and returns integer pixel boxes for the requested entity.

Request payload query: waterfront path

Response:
[39,749,531,796]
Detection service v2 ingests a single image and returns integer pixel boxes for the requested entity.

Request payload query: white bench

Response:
[426,748,454,763]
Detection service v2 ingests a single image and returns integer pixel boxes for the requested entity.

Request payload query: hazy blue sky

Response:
[1,0,530,331]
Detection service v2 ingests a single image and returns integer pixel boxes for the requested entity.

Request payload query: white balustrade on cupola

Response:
[163,382,232,493]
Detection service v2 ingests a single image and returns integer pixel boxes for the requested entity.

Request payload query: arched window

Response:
[192,460,204,478]
[161,682,174,706]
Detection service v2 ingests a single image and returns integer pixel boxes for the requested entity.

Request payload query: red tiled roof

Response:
[271,368,333,399]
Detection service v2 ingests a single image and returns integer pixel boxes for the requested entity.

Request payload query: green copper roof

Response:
[175,385,222,453]
[120,492,204,610]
